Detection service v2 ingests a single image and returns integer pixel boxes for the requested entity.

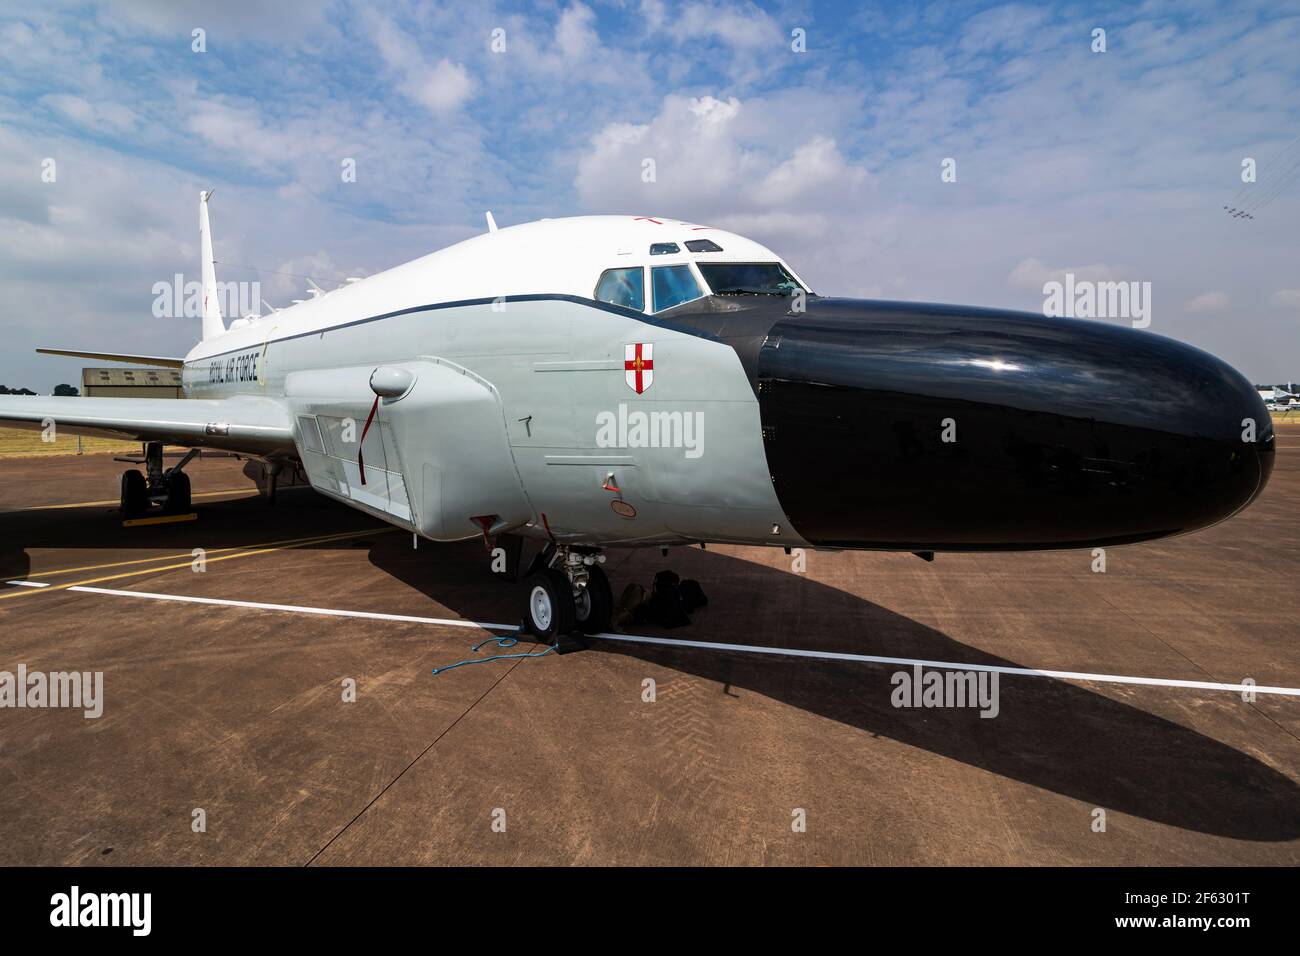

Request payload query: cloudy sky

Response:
[1,0,1297,391]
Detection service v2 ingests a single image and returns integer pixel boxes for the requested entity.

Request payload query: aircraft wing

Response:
[34,348,185,369]
[0,395,295,456]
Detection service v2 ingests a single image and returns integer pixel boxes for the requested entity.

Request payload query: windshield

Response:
[651,264,703,312]
[697,262,803,296]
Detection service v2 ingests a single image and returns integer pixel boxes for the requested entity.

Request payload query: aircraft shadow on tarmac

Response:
[0,489,379,584]
[367,535,1300,844]
[3,495,1297,842]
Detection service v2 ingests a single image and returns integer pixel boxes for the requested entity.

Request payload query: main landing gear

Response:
[520,544,613,643]
[119,441,195,519]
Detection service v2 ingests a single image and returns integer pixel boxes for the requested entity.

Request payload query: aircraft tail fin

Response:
[199,190,226,341]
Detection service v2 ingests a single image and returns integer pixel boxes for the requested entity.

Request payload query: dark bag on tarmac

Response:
[679,578,708,614]
[615,582,647,630]
[639,570,691,628]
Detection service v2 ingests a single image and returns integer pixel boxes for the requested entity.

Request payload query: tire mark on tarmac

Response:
[647,678,723,805]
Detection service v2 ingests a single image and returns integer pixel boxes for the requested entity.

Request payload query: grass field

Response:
[0,426,144,458]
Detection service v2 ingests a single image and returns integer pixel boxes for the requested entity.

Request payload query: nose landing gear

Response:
[520,544,612,645]
[523,568,577,641]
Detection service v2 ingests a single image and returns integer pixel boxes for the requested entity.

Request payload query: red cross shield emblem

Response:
[624,343,654,394]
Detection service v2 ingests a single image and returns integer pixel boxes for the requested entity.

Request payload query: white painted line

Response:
[595,633,1300,698]
[4,580,49,588]
[67,585,519,632]
[18,582,1300,698]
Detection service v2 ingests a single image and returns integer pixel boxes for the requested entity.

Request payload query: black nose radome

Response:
[756,299,1274,551]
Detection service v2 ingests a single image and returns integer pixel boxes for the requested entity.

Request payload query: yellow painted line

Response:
[13,528,385,580]
[0,528,395,601]
[123,513,199,527]
[8,488,257,513]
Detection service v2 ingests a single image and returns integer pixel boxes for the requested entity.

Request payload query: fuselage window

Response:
[594,266,646,311]
[684,239,723,253]
[649,242,680,255]
[651,264,703,312]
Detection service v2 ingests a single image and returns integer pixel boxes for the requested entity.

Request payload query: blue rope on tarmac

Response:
[430,635,558,676]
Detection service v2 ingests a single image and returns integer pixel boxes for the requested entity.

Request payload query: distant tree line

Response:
[0,384,79,395]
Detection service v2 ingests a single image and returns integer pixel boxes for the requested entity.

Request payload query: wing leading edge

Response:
[34,348,185,368]
[0,395,295,456]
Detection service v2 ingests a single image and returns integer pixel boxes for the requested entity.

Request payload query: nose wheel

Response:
[519,546,611,644]
[523,569,577,641]
[573,563,612,634]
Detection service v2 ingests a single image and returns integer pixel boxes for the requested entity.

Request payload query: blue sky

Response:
[2,0,1298,390]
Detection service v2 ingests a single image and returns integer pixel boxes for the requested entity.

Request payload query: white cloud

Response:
[710,211,830,243]
[638,1,786,86]
[1007,258,1128,291]
[410,59,473,114]
[576,94,866,222]
[369,14,473,114]
[957,4,1051,55]
[40,94,138,133]
[187,99,308,171]
[103,0,336,41]
[673,2,783,50]
[574,92,873,286]
[555,3,598,59]
[639,0,667,33]
[688,94,741,128]
[484,2,635,87]
[760,137,859,205]
[1185,291,1230,313]
[2,0,1299,389]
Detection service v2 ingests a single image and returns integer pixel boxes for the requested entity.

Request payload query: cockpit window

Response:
[684,239,723,253]
[649,242,680,255]
[595,267,645,311]
[697,262,803,296]
[651,264,703,312]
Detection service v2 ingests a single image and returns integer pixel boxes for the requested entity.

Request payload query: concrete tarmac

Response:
[1,433,1297,865]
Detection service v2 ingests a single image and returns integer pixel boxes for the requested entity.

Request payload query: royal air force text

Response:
[206,350,261,385]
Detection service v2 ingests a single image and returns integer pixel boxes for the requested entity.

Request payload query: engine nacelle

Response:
[285,358,531,541]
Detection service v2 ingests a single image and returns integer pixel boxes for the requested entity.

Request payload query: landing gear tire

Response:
[575,564,613,635]
[120,469,147,519]
[165,471,192,514]
[523,569,576,641]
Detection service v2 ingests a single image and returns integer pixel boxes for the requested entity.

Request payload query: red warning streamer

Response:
[357,395,379,485]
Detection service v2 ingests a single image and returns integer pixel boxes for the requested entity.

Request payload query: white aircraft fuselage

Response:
[182,215,805,549]
[5,203,1276,558]
[1,200,1277,636]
